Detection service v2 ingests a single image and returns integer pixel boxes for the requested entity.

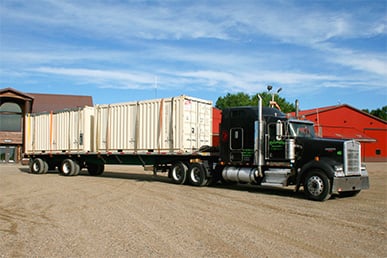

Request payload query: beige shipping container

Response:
[95,95,212,153]
[25,107,94,153]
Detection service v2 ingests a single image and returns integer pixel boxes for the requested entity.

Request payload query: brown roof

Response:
[0,87,34,102]
[28,93,93,113]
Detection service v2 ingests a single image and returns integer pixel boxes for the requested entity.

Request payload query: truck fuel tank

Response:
[222,166,258,184]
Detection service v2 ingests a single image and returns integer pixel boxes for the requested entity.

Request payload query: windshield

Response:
[289,122,315,138]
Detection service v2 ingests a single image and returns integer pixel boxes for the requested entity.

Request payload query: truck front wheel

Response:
[304,170,331,201]
[339,190,361,198]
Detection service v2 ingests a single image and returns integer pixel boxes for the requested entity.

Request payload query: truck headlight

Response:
[334,165,345,177]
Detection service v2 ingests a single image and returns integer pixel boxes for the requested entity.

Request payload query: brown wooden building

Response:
[0,88,92,163]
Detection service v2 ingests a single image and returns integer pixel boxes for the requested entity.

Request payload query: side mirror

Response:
[276,120,283,140]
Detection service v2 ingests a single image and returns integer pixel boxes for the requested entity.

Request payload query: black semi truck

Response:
[26,96,369,201]
[216,97,369,201]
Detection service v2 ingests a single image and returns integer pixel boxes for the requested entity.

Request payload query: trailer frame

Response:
[25,150,220,185]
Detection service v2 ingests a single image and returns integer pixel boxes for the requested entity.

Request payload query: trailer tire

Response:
[61,159,80,176]
[30,158,48,174]
[189,163,208,186]
[304,170,331,201]
[41,160,49,174]
[170,162,188,184]
[87,163,104,176]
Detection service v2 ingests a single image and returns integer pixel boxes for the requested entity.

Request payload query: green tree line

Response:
[362,106,387,121]
[215,92,296,113]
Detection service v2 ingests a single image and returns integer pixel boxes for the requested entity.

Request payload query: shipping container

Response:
[24,95,212,155]
[94,95,212,153]
[25,107,94,153]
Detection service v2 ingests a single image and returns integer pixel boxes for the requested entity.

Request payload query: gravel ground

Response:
[0,162,386,257]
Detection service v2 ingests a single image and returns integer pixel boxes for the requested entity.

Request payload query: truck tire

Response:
[304,170,331,201]
[61,159,80,176]
[87,163,104,176]
[189,163,208,186]
[339,190,361,198]
[30,158,48,174]
[170,162,188,184]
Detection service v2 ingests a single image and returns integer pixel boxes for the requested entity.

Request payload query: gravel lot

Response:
[0,162,386,257]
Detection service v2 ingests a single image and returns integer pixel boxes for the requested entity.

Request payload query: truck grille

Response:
[344,140,361,176]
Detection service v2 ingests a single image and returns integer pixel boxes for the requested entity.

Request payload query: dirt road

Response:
[0,163,385,257]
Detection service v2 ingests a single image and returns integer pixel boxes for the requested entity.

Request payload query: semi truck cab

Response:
[219,104,370,201]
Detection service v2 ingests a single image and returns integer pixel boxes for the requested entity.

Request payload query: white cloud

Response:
[3,0,385,42]
[315,43,387,77]
[1,0,385,109]
[331,52,387,77]
[32,67,154,88]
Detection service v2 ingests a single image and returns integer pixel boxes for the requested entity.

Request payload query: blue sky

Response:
[1,0,386,111]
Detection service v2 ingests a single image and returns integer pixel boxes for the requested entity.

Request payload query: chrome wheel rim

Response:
[172,167,182,181]
[190,167,200,183]
[307,175,324,196]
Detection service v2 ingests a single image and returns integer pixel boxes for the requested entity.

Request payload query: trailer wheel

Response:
[304,170,331,201]
[170,162,188,184]
[41,160,49,174]
[61,159,80,176]
[87,163,105,176]
[30,158,48,174]
[189,163,208,186]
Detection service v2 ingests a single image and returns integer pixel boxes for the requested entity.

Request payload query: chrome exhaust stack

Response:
[254,95,264,177]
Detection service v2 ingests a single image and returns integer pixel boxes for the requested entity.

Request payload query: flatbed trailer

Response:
[26,149,220,186]
[24,95,220,186]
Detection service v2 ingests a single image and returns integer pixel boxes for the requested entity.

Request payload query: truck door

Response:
[267,122,285,160]
[230,127,243,162]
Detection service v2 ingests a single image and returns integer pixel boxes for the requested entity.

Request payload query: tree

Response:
[215,93,251,109]
[251,92,296,113]
[215,92,296,113]
[362,106,387,121]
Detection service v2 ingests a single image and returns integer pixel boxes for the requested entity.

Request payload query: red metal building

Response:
[292,104,387,162]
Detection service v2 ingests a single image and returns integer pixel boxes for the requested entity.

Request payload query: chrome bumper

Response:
[332,176,370,194]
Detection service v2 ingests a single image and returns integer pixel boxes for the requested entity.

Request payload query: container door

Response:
[197,101,212,148]
[183,98,197,150]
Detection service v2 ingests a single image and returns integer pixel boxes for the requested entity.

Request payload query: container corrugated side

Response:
[25,113,50,153]
[95,102,137,152]
[24,107,94,154]
[95,95,212,153]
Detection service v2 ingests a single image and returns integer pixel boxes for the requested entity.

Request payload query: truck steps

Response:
[262,169,290,186]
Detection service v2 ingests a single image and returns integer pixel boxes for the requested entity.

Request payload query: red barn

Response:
[292,105,387,162]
